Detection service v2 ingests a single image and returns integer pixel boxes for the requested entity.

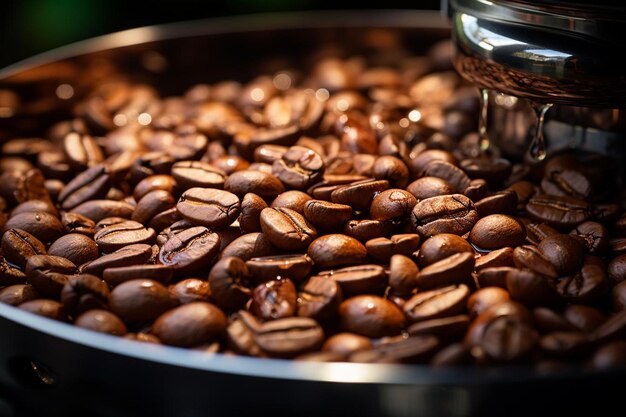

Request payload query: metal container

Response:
[0,11,624,417]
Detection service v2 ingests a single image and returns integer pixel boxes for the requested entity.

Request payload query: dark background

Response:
[0,0,441,68]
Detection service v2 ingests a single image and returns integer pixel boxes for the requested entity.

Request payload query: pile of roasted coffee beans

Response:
[1,40,626,370]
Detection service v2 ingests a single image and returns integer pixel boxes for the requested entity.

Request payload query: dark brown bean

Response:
[406,176,455,201]
[238,193,267,233]
[570,221,609,255]
[58,164,112,210]
[81,243,152,276]
[421,160,471,193]
[407,315,470,342]
[3,212,64,244]
[591,341,626,370]
[411,194,478,238]
[251,278,297,320]
[272,146,325,190]
[224,170,285,198]
[339,295,405,338]
[349,335,439,364]
[170,278,211,304]
[25,255,76,298]
[608,254,626,285]
[330,179,389,212]
[475,190,518,217]
[512,245,558,278]
[75,310,127,335]
[94,220,156,253]
[270,190,312,214]
[60,274,110,317]
[526,194,592,229]
[71,200,135,222]
[171,160,226,190]
[208,257,252,310]
[19,299,68,322]
[318,264,387,296]
[416,252,475,289]
[403,284,470,323]
[303,199,352,230]
[322,332,372,356]
[133,174,177,201]
[370,189,417,221]
[417,233,473,267]
[246,254,313,284]
[365,234,421,262]
[1,228,46,268]
[470,214,526,250]
[259,207,317,250]
[255,316,324,358]
[343,219,393,242]
[556,255,608,304]
[506,268,560,307]
[176,187,240,229]
[467,287,510,319]
[109,279,177,323]
[307,234,367,268]
[48,234,99,266]
[372,156,409,188]
[0,284,39,306]
[103,264,173,287]
[151,302,227,347]
[219,232,276,261]
[159,226,221,273]
[297,276,342,321]
[61,212,96,236]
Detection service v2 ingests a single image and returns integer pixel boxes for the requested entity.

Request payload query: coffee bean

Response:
[177,187,240,229]
[71,199,135,222]
[467,287,510,318]
[460,158,512,186]
[81,243,152,276]
[297,276,342,321]
[303,200,352,230]
[103,264,173,286]
[151,302,226,347]
[62,132,104,169]
[109,279,177,323]
[94,220,155,253]
[463,179,489,202]
[430,343,472,366]
[343,219,393,242]
[75,310,127,335]
[470,214,526,250]
[410,149,457,178]
[416,252,475,289]
[506,268,559,307]
[372,156,409,188]
[19,299,68,322]
[131,190,176,226]
[272,146,325,190]
[564,304,606,333]
[60,274,110,317]
[0,284,39,306]
[318,264,387,296]
[61,212,96,236]
[330,179,389,212]
[513,245,558,278]
[339,295,405,338]
[219,232,276,261]
[169,278,211,304]
[246,254,313,283]
[58,164,112,210]
[3,212,64,244]
[475,190,518,217]
[538,234,586,276]
[541,168,592,200]
[475,247,515,271]
[370,189,417,221]
[407,315,469,342]
[591,341,626,370]
[270,190,312,214]
[556,255,608,304]
[307,234,367,268]
[404,284,470,323]
[251,278,297,320]
[48,234,99,266]
[365,234,421,262]
[389,255,420,296]
[417,233,473,267]
[480,316,538,362]
[25,255,76,298]
[412,194,478,237]
[421,160,471,193]
[526,194,592,229]
[171,160,226,190]
[238,193,267,233]
[406,176,455,201]
[255,316,324,358]
[349,335,439,364]
[208,257,252,310]
[570,221,609,255]
[11,200,58,217]
[525,222,560,246]
[133,174,178,201]
[0,168,50,206]
[608,254,626,285]
[1,228,46,268]
[159,226,220,273]
[224,170,285,198]
[612,281,626,312]
[477,267,515,289]
[259,207,317,250]
[322,332,372,356]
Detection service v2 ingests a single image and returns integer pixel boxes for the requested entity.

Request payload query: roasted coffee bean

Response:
[610,238,626,256]
[475,247,515,271]
[339,295,405,338]
[330,179,389,212]
[219,232,276,261]
[416,252,475,289]
[591,341,626,370]
[613,281,626,312]
[71,199,135,222]
[322,332,372,356]
[564,304,606,333]
[246,254,313,283]
[389,255,420,296]
[1,228,46,268]
[60,274,110,317]
[430,343,472,367]
[343,219,392,242]
[272,146,324,190]
[25,255,76,298]
[75,310,127,335]
[412,194,478,238]
[541,168,592,200]
[418,233,473,267]
[350,335,439,364]
[94,220,155,253]
[259,207,317,250]
[297,276,342,321]
[81,244,152,276]
[171,160,226,190]
[538,234,586,276]
[407,315,469,342]
[477,267,516,289]
[11,199,57,217]
[460,158,512,186]
[525,222,560,246]
[608,254,626,285]
[170,278,211,304]
[506,268,559,307]
[307,234,367,268]
[467,287,510,318]
[254,316,324,358]
[0,284,39,306]
[570,221,609,255]
[133,174,177,201]
[463,179,489,202]
[109,279,177,323]
[534,307,577,333]
[372,156,409,188]
[480,316,538,362]
[0,168,50,206]
[270,190,312,214]
[475,190,518,217]
[556,255,608,304]
[238,193,267,233]
[131,190,176,225]
[149,207,182,233]
[421,160,471,193]
[470,214,526,250]
[62,132,104,169]
[365,234,421,262]
[318,264,387,296]
[103,264,173,286]
[159,226,220,273]
[19,299,68,322]
[526,194,592,229]
[370,189,417,222]
[251,278,297,320]
[61,212,96,236]
[151,302,226,347]
[303,200,352,230]
[225,170,285,198]
[410,149,457,178]
[58,164,112,210]
[208,257,252,310]
[48,234,99,266]
[513,245,558,278]
[177,188,240,229]
[406,176,455,201]
[3,211,64,244]
[404,284,470,323]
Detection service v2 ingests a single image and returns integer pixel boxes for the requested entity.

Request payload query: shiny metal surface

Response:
[449,0,626,107]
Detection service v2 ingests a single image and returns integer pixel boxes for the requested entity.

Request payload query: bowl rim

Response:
[0,10,622,385]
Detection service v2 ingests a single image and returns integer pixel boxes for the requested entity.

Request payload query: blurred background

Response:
[0,0,441,68]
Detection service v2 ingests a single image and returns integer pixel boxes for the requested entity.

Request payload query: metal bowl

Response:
[0,11,624,417]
